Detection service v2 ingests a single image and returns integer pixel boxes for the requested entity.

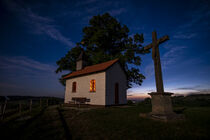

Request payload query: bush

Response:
[127,100,133,105]
[142,98,151,104]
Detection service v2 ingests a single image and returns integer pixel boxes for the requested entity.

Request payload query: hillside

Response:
[0,94,210,140]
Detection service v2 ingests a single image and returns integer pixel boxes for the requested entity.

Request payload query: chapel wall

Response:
[105,62,127,105]
[64,72,106,105]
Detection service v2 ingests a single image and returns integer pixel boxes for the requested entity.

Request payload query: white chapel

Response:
[64,51,127,106]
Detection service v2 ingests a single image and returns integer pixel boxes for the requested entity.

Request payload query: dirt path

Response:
[19,105,67,140]
[0,105,70,140]
[57,107,72,140]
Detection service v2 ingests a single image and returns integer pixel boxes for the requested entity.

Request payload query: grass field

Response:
[0,95,210,140]
[61,104,210,140]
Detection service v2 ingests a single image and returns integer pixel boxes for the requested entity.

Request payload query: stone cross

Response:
[144,31,169,93]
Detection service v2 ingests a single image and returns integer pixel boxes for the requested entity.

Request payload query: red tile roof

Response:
[63,59,119,79]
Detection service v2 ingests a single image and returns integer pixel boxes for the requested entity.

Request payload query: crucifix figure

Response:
[144,31,169,93]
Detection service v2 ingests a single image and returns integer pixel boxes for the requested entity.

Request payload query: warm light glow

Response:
[127,94,150,101]
[90,79,96,92]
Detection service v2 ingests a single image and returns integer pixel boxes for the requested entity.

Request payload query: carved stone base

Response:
[140,92,185,121]
[149,92,174,115]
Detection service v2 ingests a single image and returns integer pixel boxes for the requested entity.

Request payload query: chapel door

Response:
[115,83,119,104]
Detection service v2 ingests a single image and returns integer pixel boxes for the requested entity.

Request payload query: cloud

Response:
[180,2,210,30]
[197,89,210,93]
[75,0,99,6]
[163,45,186,58]
[2,0,75,48]
[174,85,201,91]
[172,1,210,40]
[0,56,55,72]
[179,90,210,96]
[144,63,154,78]
[173,32,197,39]
[162,45,187,68]
[144,45,186,77]
[64,0,126,23]
[127,95,149,101]
[172,85,210,95]
[0,55,62,81]
[108,8,126,16]
[0,82,22,89]
[0,55,64,97]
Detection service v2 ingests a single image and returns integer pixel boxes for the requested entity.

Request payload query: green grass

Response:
[1,95,210,140]
[61,104,210,140]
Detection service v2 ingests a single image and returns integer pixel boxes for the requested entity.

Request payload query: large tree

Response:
[56,13,148,88]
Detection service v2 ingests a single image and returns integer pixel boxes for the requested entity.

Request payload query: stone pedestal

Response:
[140,92,184,121]
[149,92,174,115]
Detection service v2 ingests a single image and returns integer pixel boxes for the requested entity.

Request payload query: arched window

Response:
[72,82,76,92]
[90,79,96,92]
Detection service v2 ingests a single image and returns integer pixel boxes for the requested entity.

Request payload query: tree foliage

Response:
[56,13,149,88]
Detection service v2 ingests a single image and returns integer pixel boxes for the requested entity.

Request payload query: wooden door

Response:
[115,83,119,104]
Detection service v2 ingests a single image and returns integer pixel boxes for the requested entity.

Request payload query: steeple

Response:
[76,50,87,70]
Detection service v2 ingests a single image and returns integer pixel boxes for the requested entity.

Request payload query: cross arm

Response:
[143,35,169,50]
[157,35,169,44]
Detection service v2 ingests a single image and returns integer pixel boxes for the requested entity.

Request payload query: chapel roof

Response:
[63,59,119,79]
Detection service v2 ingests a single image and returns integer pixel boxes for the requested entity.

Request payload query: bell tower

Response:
[76,50,86,70]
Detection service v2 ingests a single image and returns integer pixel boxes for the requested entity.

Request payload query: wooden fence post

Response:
[40,98,42,108]
[46,99,48,107]
[0,104,2,116]
[19,101,22,114]
[1,100,7,120]
[30,99,32,112]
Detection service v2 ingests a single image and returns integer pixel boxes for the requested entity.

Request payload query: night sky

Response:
[0,0,210,98]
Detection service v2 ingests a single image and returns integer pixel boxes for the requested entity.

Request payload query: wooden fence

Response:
[0,98,62,121]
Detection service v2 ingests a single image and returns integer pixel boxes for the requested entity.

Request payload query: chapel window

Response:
[72,82,76,92]
[90,79,96,92]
